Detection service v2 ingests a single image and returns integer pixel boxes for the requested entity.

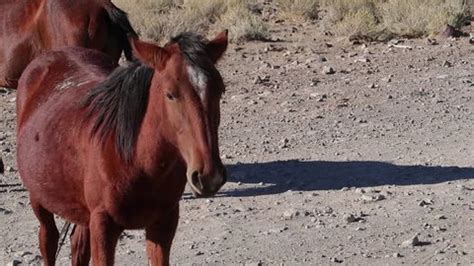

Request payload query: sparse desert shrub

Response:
[380,0,469,37]
[277,0,319,20]
[113,0,268,42]
[334,9,380,39]
[218,3,269,42]
[320,0,469,39]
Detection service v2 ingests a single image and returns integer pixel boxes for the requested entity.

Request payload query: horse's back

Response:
[17,47,116,126]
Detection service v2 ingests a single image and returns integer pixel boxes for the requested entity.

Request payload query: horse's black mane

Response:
[104,3,138,61]
[82,32,216,163]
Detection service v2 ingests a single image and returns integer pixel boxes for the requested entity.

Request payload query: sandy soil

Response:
[1,18,473,265]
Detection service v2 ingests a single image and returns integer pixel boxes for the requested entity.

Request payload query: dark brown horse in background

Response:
[0,0,136,88]
[16,31,228,265]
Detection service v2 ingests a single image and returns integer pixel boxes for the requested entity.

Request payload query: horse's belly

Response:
[17,116,90,226]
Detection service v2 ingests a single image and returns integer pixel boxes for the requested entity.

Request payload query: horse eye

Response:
[166,92,175,101]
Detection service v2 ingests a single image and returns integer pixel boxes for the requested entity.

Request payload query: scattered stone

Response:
[456,250,467,256]
[355,57,370,63]
[6,260,21,266]
[426,38,438,45]
[401,235,421,247]
[362,194,386,202]
[280,138,289,149]
[283,209,299,219]
[418,199,434,207]
[0,207,13,215]
[253,75,270,85]
[322,66,335,75]
[442,60,452,67]
[438,24,463,38]
[269,226,288,234]
[368,83,377,89]
[330,257,343,263]
[14,251,32,257]
[401,235,430,247]
[344,214,357,223]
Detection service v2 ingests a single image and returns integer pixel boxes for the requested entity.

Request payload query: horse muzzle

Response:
[187,167,227,198]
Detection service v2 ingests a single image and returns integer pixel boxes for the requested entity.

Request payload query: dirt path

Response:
[1,22,473,265]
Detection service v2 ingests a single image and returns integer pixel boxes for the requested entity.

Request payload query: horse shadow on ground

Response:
[211,160,474,197]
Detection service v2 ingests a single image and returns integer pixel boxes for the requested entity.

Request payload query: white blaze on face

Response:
[187,65,208,102]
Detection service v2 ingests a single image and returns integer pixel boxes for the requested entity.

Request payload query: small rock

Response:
[283,209,299,219]
[418,199,434,207]
[245,262,262,266]
[280,138,289,149]
[362,194,385,202]
[401,235,421,247]
[253,75,270,85]
[14,251,32,257]
[6,260,21,266]
[435,214,447,220]
[401,235,430,247]
[195,251,204,256]
[438,24,463,38]
[322,66,335,75]
[354,57,370,63]
[426,38,438,45]
[442,60,452,67]
[269,226,288,233]
[344,214,357,223]
[0,207,13,215]
[393,252,402,258]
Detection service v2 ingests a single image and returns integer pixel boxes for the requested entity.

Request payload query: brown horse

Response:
[0,0,136,88]
[16,31,228,265]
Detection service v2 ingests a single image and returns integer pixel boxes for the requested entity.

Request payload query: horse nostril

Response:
[191,171,204,191]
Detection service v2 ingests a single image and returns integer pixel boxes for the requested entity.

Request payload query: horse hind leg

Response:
[31,200,59,266]
[70,225,91,266]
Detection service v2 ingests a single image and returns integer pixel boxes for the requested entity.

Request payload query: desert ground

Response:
[1,8,474,266]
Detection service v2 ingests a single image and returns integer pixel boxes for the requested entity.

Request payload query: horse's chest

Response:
[107,180,184,229]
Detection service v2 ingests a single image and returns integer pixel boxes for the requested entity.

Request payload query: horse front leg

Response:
[89,210,122,266]
[145,206,179,266]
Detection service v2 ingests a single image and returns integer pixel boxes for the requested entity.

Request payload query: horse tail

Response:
[103,2,137,61]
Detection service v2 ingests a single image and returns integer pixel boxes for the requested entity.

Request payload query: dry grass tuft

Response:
[277,0,319,20]
[320,0,470,40]
[380,0,470,37]
[113,0,268,42]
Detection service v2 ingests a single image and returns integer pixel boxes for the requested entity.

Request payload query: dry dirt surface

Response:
[1,21,473,265]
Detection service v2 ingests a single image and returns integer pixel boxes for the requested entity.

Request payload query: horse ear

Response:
[130,37,168,69]
[207,30,228,63]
